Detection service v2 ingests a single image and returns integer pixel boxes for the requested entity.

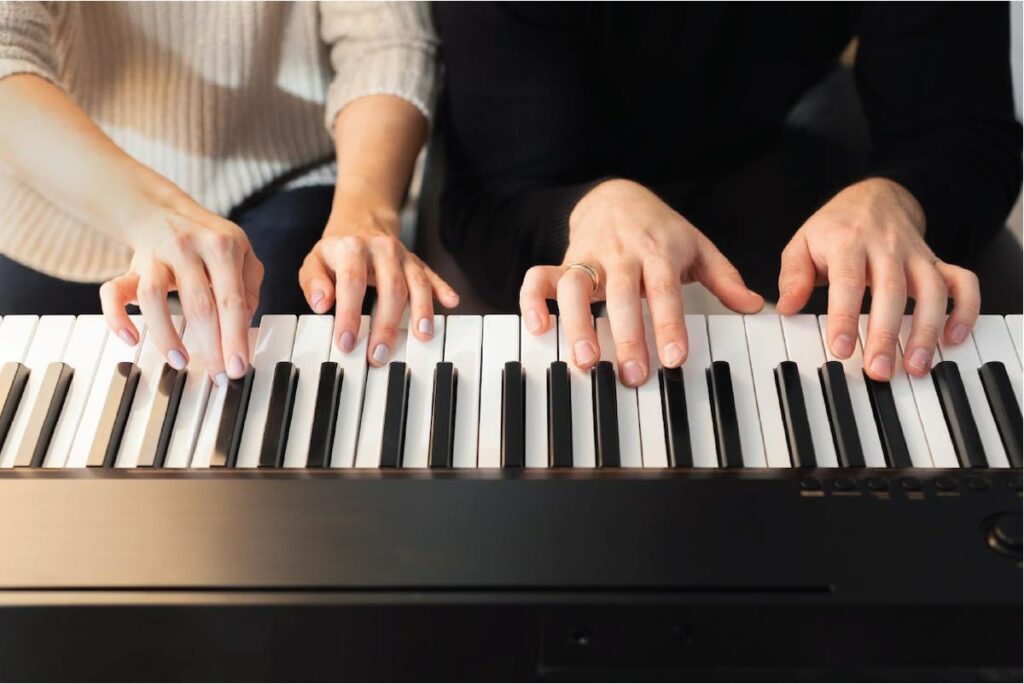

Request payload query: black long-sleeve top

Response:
[434,2,1022,304]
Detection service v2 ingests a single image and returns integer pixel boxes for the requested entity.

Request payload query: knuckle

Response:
[380,272,407,297]
[373,323,398,341]
[172,231,196,254]
[615,337,646,357]
[371,235,402,258]
[137,280,164,301]
[654,319,685,339]
[207,232,237,260]
[605,276,637,299]
[912,321,942,342]
[828,311,860,330]
[185,292,217,319]
[646,278,680,300]
[407,268,430,291]
[873,272,907,296]
[336,268,365,287]
[336,235,364,253]
[218,292,246,312]
[871,329,901,350]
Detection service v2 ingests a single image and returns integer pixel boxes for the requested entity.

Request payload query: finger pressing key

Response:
[936,262,981,346]
[604,262,648,387]
[367,247,406,366]
[556,267,599,370]
[903,260,948,376]
[204,244,252,380]
[519,265,560,336]
[642,260,687,368]
[824,250,866,360]
[136,265,190,375]
[863,258,907,381]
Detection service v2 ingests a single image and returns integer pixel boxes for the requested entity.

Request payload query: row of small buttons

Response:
[799,475,1023,493]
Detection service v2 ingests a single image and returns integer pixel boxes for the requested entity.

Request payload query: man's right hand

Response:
[100,189,264,386]
[519,179,764,387]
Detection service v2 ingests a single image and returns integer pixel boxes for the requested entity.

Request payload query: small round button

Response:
[832,477,855,491]
[986,513,1022,558]
[967,476,989,491]
[933,476,956,492]
[899,476,922,492]
[866,477,889,492]
[800,477,821,491]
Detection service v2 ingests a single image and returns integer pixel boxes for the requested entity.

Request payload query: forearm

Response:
[329,94,427,231]
[0,74,184,243]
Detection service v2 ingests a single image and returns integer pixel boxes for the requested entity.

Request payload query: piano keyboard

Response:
[0,312,1019,471]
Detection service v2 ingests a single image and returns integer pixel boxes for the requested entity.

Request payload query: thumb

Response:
[776,234,816,315]
[692,236,764,314]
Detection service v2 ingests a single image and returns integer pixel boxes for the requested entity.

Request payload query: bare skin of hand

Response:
[777,177,980,381]
[520,179,764,387]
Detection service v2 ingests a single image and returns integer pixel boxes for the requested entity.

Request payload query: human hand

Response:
[777,178,980,380]
[299,195,459,366]
[100,188,264,385]
[520,179,764,387]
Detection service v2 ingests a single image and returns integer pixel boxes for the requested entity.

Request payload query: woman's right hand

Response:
[100,189,264,386]
[520,179,763,387]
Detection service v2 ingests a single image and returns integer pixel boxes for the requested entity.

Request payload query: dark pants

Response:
[0,185,335,316]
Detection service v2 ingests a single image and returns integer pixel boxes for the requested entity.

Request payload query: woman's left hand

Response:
[777,178,980,381]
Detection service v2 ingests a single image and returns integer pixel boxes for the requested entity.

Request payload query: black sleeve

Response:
[854,2,1022,262]
[434,3,601,305]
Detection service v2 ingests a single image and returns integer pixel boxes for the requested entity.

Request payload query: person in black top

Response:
[434,2,1022,387]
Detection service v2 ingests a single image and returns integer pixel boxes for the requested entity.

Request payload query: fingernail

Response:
[167,349,187,370]
[311,289,325,310]
[118,329,137,346]
[663,342,684,367]
[869,355,893,379]
[621,360,645,386]
[372,343,390,364]
[227,354,246,378]
[418,317,433,336]
[214,372,228,388]
[573,340,596,366]
[908,348,931,373]
[526,310,542,333]
[832,334,855,358]
[340,330,355,353]
[747,289,761,299]
[951,324,969,344]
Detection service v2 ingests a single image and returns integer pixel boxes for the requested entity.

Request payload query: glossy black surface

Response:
[379,362,410,469]
[0,361,28,453]
[707,361,743,468]
[547,361,572,468]
[502,361,525,468]
[212,369,254,469]
[819,361,864,467]
[932,361,987,468]
[659,367,692,468]
[260,362,298,468]
[979,361,1022,468]
[138,364,186,468]
[307,363,342,468]
[15,361,72,468]
[87,362,140,468]
[866,377,912,468]
[775,361,815,468]
[592,361,619,468]
[429,362,456,469]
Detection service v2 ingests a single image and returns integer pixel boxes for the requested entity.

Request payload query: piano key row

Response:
[0,313,1018,470]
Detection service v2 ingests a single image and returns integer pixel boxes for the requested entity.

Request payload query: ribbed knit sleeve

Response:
[319,1,438,134]
[0,1,59,85]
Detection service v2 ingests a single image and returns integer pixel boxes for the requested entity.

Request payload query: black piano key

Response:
[15,361,73,468]
[659,366,692,468]
[259,362,298,468]
[818,361,865,468]
[865,376,913,468]
[429,362,457,468]
[591,360,619,468]
[307,362,343,468]
[931,360,987,468]
[137,364,186,468]
[547,361,572,468]
[0,362,29,454]
[774,361,816,468]
[979,361,1023,468]
[707,360,743,468]
[212,368,254,468]
[379,361,410,468]
[87,362,141,468]
[501,361,525,468]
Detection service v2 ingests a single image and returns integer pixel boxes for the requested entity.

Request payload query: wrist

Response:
[569,178,640,238]
[104,167,194,246]
[858,177,927,237]
[325,192,401,239]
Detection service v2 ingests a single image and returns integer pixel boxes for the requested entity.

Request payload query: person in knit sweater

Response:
[0,1,455,385]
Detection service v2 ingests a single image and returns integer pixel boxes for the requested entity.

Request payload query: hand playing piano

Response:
[99,191,264,387]
[520,179,765,387]
[777,178,981,381]
[298,197,460,367]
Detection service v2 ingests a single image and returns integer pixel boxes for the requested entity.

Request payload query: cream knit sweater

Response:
[0,1,437,282]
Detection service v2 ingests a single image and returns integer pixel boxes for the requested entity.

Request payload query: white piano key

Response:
[402,316,447,469]
[0,316,76,468]
[329,315,370,468]
[707,315,766,467]
[163,324,212,468]
[444,315,483,469]
[234,315,297,469]
[0,315,36,364]
[43,316,109,468]
[191,328,258,468]
[857,315,932,467]
[637,311,668,468]
[682,315,717,468]
[896,317,958,468]
[282,315,333,468]
[115,315,185,468]
[354,329,408,468]
[596,317,642,468]
[818,316,887,468]
[1006,315,1023,364]
[65,316,146,468]
[745,315,792,468]
[558,316,595,468]
[521,314,557,468]
[937,325,1009,468]
[478,315,519,468]
[972,315,1023,409]
[781,315,839,468]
